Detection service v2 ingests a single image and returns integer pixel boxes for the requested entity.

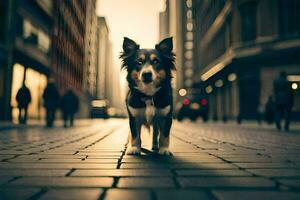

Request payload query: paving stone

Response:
[248,169,300,177]
[120,163,237,169]
[155,189,212,200]
[0,169,69,176]
[0,188,40,200]
[222,157,272,163]
[0,163,117,169]
[39,188,103,200]
[18,155,86,159]
[86,155,121,159]
[117,177,175,188]
[9,177,114,187]
[82,159,119,163]
[0,176,14,184]
[177,177,276,188]
[105,189,151,200]
[278,179,300,189]
[122,157,223,163]
[213,190,300,200]
[71,169,172,177]
[77,152,122,156]
[176,169,251,177]
[235,162,299,169]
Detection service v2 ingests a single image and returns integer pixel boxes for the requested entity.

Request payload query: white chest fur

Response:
[128,105,171,123]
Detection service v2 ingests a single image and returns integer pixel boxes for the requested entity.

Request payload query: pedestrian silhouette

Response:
[16,83,31,124]
[265,96,275,124]
[60,90,79,127]
[257,103,264,125]
[43,80,60,127]
[273,71,294,131]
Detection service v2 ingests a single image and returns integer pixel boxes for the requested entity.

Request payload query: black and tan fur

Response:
[120,37,175,155]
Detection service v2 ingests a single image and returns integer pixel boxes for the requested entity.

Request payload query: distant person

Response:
[257,104,264,125]
[61,90,79,127]
[43,80,60,127]
[265,96,275,124]
[273,71,294,131]
[16,83,31,124]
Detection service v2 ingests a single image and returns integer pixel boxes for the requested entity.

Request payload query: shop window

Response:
[11,64,47,121]
[239,1,257,42]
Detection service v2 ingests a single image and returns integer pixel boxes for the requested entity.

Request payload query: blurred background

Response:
[0,0,299,124]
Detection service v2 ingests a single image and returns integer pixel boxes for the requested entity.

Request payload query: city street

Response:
[0,119,300,199]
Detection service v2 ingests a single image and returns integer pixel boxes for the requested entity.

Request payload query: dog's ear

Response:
[156,37,173,54]
[123,37,139,56]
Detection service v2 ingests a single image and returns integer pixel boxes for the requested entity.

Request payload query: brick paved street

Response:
[0,119,300,199]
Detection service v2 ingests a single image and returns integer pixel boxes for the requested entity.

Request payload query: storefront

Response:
[10,63,47,122]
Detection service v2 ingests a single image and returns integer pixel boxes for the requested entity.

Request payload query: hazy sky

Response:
[96,0,165,99]
[96,0,165,66]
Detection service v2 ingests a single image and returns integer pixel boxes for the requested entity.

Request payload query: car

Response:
[90,100,109,119]
[176,90,209,122]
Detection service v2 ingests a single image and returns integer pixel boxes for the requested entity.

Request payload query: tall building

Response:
[193,0,300,120]
[84,0,98,98]
[52,0,86,94]
[0,0,53,120]
[96,17,121,111]
[51,0,88,117]
[159,0,184,102]
[96,17,109,100]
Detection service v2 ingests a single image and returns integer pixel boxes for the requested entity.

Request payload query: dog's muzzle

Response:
[142,71,153,83]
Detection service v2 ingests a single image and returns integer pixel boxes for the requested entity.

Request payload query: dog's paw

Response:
[126,146,141,155]
[159,148,173,156]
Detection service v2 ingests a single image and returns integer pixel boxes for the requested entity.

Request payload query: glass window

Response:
[239,1,257,42]
[0,1,6,43]
[279,0,300,37]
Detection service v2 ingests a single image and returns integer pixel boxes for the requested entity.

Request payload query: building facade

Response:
[0,0,53,121]
[193,0,300,121]
[96,17,122,112]
[84,0,98,98]
[96,17,109,100]
[51,0,89,117]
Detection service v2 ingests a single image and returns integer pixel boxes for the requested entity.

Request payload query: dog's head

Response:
[120,37,175,96]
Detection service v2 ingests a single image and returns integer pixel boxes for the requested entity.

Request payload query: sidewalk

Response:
[0,119,106,131]
[0,119,300,199]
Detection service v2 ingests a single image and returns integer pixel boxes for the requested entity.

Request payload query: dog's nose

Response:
[142,72,153,83]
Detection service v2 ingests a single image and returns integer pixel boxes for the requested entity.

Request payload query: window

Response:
[279,0,300,37]
[0,1,6,43]
[239,1,257,42]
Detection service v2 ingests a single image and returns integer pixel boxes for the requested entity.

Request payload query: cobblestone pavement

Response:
[0,119,300,200]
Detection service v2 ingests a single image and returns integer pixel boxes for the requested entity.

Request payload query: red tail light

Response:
[183,98,190,106]
[201,98,207,106]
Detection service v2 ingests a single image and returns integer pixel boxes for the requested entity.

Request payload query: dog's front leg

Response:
[127,116,142,155]
[152,118,159,152]
[159,117,173,156]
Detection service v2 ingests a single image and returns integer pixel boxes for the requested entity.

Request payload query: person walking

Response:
[16,83,31,124]
[265,96,275,124]
[60,90,79,127]
[273,71,294,131]
[43,80,60,127]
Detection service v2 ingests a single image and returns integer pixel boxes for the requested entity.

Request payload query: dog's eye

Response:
[152,59,159,64]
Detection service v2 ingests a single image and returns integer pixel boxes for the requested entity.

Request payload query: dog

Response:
[120,37,175,156]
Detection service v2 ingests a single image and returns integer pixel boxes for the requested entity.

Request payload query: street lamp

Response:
[205,85,213,94]
[228,73,237,82]
[292,83,298,90]
[215,79,224,88]
[179,89,187,97]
